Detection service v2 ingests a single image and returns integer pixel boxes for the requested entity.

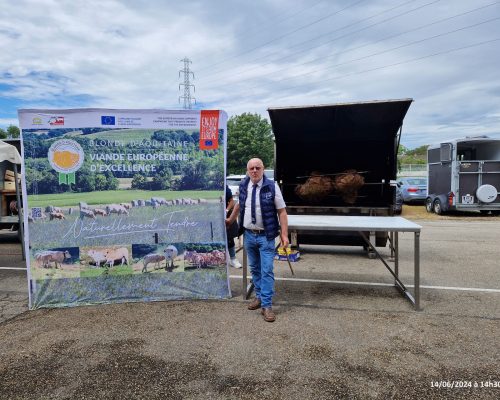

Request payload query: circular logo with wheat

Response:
[48,139,84,173]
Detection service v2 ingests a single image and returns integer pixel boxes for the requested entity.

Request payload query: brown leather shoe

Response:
[261,307,276,322]
[247,298,261,310]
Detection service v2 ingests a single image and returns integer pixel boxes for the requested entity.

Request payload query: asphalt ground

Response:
[0,206,499,399]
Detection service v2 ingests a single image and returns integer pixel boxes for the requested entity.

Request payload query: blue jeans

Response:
[244,231,275,308]
[228,244,236,259]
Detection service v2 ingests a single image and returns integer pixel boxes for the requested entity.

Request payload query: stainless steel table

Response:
[242,215,422,310]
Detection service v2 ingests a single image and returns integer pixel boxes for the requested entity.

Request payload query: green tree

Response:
[408,145,428,159]
[152,167,173,190]
[179,160,205,190]
[398,144,409,156]
[94,174,108,191]
[7,125,20,138]
[73,168,95,192]
[227,113,274,174]
[106,174,119,190]
[0,128,7,139]
[397,144,428,172]
[38,170,61,194]
[131,174,147,189]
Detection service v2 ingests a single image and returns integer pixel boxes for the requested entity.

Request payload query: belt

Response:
[246,228,265,235]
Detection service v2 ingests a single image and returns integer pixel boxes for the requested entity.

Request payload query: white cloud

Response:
[0,117,20,127]
[1,0,500,148]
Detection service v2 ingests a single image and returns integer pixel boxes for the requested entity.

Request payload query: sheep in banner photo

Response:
[106,204,129,216]
[49,212,65,221]
[93,208,108,217]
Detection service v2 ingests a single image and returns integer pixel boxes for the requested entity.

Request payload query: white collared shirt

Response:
[243,179,286,230]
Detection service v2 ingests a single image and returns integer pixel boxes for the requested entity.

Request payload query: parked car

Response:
[397,177,428,203]
[226,174,246,201]
[264,169,274,180]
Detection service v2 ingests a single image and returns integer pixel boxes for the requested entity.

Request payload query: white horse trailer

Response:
[426,136,500,215]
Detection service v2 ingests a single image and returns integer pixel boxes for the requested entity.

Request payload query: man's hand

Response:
[277,208,289,249]
[280,233,289,249]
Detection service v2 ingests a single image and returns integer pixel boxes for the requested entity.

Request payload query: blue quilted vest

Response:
[238,175,280,240]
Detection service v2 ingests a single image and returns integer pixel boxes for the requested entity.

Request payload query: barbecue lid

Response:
[268,98,413,143]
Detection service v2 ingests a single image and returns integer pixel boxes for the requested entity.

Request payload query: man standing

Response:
[227,158,288,322]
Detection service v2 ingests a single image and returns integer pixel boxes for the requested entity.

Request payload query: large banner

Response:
[18,109,230,309]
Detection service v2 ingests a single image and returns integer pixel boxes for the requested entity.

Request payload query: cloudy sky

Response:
[1,0,499,148]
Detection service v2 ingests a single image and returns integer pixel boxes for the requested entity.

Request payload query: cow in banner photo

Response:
[103,247,129,268]
[164,245,178,271]
[142,253,166,273]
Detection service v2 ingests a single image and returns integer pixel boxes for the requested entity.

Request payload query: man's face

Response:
[247,159,264,184]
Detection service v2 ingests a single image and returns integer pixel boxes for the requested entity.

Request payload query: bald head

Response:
[247,158,264,184]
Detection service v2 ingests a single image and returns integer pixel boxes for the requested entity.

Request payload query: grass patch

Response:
[27,190,221,208]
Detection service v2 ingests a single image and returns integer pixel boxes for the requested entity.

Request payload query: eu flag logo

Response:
[101,116,115,125]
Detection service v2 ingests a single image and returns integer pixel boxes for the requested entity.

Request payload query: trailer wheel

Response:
[433,199,443,215]
[425,198,433,213]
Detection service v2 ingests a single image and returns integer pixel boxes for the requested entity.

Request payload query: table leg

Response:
[359,230,416,309]
[389,231,395,259]
[415,231,421,311]
[394,231,399,281]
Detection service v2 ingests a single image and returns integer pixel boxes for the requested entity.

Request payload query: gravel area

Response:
[1,298,498,399]
[1,211,499,399]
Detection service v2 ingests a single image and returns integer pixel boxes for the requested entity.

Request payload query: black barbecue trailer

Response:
[425,136,500,215]
[268,98,413,253]
[241,98,424,309]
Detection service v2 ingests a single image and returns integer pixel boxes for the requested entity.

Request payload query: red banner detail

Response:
[199,110,219,150]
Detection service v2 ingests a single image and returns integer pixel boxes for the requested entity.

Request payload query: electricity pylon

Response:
[179,57,196,109]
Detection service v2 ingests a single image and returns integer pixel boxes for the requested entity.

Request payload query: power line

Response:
[228,0,328,42]
[200,0,422,81]
[314,38,500,89]
[163,0,326,91]
[198,1,498,91]
[196,0,368,73]
[266,1,500,81]
[162,1,336,92]
[213,37,500,104]
[208,37,500,109]
[242,16,500,90]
